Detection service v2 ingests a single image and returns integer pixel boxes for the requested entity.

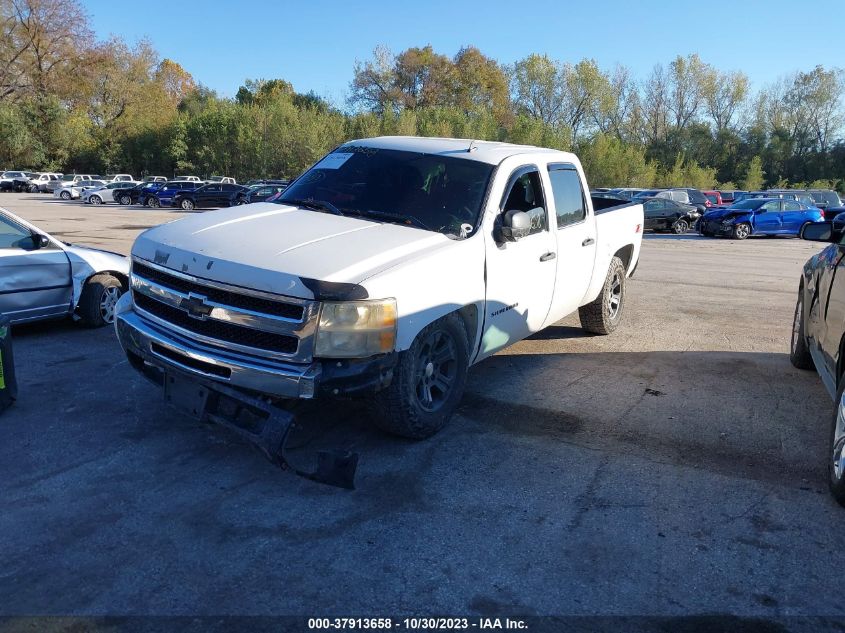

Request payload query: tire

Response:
[790,287,814,370]
[829,379,845,507]
[799,222,811,238]
[28,184,38,193]
[732,222,751,240]
[146,197,159,208]
[60,190,71,200]
[673,219,689,234]
[579,256,626,335]
[118,194,131,205]
[180,198,195,211]
[77,274,124,327]
[89,195,102,205]
[372,313,469,439]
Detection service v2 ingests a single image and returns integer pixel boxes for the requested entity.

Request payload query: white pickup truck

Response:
[115,136,643,443]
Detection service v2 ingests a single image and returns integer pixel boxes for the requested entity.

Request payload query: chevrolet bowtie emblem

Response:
[180,293,213,320]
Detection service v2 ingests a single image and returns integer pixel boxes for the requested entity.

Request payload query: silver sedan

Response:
[0,207,129,326]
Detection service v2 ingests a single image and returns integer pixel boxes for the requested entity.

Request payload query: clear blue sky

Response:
[85,0,845,106]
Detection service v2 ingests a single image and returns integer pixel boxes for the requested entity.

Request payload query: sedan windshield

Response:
[276,147,495,238]
[729,199,768,210]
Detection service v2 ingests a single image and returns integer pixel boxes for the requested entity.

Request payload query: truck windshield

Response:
[276,147,495,238]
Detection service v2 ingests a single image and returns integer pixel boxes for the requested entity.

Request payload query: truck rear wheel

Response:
[579,256,626,335]
[372,313,469,439]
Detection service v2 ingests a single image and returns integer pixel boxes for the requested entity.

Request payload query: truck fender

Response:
[395,301,483,358]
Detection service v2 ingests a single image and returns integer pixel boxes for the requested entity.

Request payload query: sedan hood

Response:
[702,208,751,220]
[132,203,453,299]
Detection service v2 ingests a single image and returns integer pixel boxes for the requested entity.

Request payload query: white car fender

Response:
[63,245,130,308]
[360,235,486,355]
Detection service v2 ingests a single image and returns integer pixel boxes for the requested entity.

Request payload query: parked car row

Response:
[0,170,241,196]
[593,184,843,239]
[698,197,824,239]
[50,178,291,211]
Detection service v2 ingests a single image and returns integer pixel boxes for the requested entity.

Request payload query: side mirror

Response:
[34,233,49,249]
[498,210,531,242]
[800,221,835,242]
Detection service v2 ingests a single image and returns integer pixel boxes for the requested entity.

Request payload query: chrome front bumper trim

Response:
[116,309,320,399]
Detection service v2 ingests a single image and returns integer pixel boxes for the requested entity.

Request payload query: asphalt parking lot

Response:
[1,193,842,623]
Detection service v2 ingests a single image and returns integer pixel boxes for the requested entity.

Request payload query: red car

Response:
[704,190,723,207]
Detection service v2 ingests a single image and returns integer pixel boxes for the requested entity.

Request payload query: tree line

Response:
[2,0,844,191]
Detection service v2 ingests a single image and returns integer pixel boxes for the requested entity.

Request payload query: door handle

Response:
[539,252,556,262]
[582,238,595,246]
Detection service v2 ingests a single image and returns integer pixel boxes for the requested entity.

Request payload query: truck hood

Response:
[132,202,453,299]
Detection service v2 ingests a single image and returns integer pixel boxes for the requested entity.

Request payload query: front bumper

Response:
[699,219,733,235]
[116,309,320,398]
[116,308,397,400]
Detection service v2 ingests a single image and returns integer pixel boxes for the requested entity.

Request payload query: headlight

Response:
[314,299,397,358]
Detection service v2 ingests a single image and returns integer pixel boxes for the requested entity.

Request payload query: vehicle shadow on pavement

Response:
[11,318,80,338]
[526,325,594,341]
[459,349,830,489]
[643,233,709,241]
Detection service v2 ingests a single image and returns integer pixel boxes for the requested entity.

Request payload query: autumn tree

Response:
[0,0,92,102]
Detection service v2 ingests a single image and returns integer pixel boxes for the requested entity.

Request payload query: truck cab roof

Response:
[344,136,578,167]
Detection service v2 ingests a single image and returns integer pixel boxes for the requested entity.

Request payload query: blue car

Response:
[697,197,823,240]
[147,181,201,208]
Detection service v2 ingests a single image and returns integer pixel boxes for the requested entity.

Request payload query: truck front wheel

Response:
[578,256,626,335]
[372,313,469,439]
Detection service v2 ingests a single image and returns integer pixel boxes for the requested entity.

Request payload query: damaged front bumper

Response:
[116,308,322,399]
[115,305,397,400]
[699,220,734,235]
[115,304,384,488]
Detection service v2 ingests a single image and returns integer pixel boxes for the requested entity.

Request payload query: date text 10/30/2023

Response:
[307,617,528,630]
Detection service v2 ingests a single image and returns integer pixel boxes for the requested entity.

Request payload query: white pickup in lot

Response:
[116,136,644,438]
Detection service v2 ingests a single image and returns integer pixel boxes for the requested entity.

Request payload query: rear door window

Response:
[547,165,586,228]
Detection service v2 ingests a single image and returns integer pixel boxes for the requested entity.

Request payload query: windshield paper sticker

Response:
[316,152,354,170]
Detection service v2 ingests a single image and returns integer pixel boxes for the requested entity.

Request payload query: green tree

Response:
[742,156,766,190]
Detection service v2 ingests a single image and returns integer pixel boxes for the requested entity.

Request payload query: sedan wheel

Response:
[829,382,845,506]
[790,291,814,369]
[180,199,195,211]
[77,274,123,327]
[89,195,102,205]
[733,223,751,240]
[99,286,121,323]
[146,197,159,208]
[60,190,71,200]
[673,219,689,234]
[118,194,131,205]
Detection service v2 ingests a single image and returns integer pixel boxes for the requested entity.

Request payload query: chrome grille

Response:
[130,258,319,362]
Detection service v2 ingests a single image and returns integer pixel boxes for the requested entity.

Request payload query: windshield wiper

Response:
[351,209,434,232]
[282,198,344,216]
